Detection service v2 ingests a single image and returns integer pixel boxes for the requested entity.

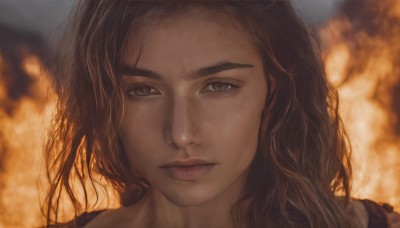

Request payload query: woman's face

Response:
[119,11,267,206]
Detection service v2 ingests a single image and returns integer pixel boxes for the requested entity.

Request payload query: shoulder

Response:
[348,199,369,228]
[83,202,149,228]
[60,208,130,228]
[350,199,400,228]
[83,209,124,228]
[67,210,106,227]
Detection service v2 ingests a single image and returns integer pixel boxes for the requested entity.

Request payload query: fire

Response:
[0,49,118,226]
[0,57,44,226]
[0,47,57,226]
[0,0,399,226]
[320,0,400,209]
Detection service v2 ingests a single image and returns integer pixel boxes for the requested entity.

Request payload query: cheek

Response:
[203,85,266,167]
[217,106,262,164]
[118,105,165,175]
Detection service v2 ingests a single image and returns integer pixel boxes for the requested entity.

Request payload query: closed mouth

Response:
[160,159,215,168]
[160,160,216,181]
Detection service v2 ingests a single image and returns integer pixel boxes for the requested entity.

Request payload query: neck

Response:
[135,172,248,228]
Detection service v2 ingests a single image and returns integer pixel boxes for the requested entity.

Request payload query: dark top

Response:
[360,199,393,228]
[66,200,392,228]
[66,210,105,227]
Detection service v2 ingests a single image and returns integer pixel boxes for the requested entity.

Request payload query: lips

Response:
[160,159,215,181]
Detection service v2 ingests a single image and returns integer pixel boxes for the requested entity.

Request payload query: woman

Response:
[43,1,399,227]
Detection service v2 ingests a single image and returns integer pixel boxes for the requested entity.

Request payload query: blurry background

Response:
[0,0,399,227]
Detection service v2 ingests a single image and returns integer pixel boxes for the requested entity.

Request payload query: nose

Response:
[164,96,198,150]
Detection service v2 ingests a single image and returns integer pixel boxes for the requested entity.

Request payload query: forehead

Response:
[122,8,259,70]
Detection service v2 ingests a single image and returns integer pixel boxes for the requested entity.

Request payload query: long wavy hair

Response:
[43,1,355,227]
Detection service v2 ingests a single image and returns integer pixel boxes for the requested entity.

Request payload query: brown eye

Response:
[128,86,158,97]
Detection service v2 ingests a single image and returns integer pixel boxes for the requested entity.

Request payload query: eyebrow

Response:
[119,61,254,80]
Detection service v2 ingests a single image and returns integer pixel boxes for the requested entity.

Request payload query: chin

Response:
[161,185,220,207]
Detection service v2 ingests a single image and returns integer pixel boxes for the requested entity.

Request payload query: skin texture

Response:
[83,8,400,228]
[105,11,267,228]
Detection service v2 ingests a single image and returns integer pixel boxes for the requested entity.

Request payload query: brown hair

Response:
[43,1,354,227]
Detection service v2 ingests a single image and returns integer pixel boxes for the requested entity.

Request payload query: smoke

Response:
[0,0,75,35]
[291,0,348,25]
[0,23,45,111]
[0,0,347,37]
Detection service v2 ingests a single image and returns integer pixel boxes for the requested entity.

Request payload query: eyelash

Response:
[204,81,238,94]
[125,84,159,98]
[125,80,239,99]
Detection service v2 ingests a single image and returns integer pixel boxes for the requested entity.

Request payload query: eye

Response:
[204,82,236,93]
[127,85,159,97]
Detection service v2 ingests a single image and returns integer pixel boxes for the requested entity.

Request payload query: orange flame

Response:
[0,51,54,226]
[0,1,399,226]
[0,51,118,226]
[320,0,400,209]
